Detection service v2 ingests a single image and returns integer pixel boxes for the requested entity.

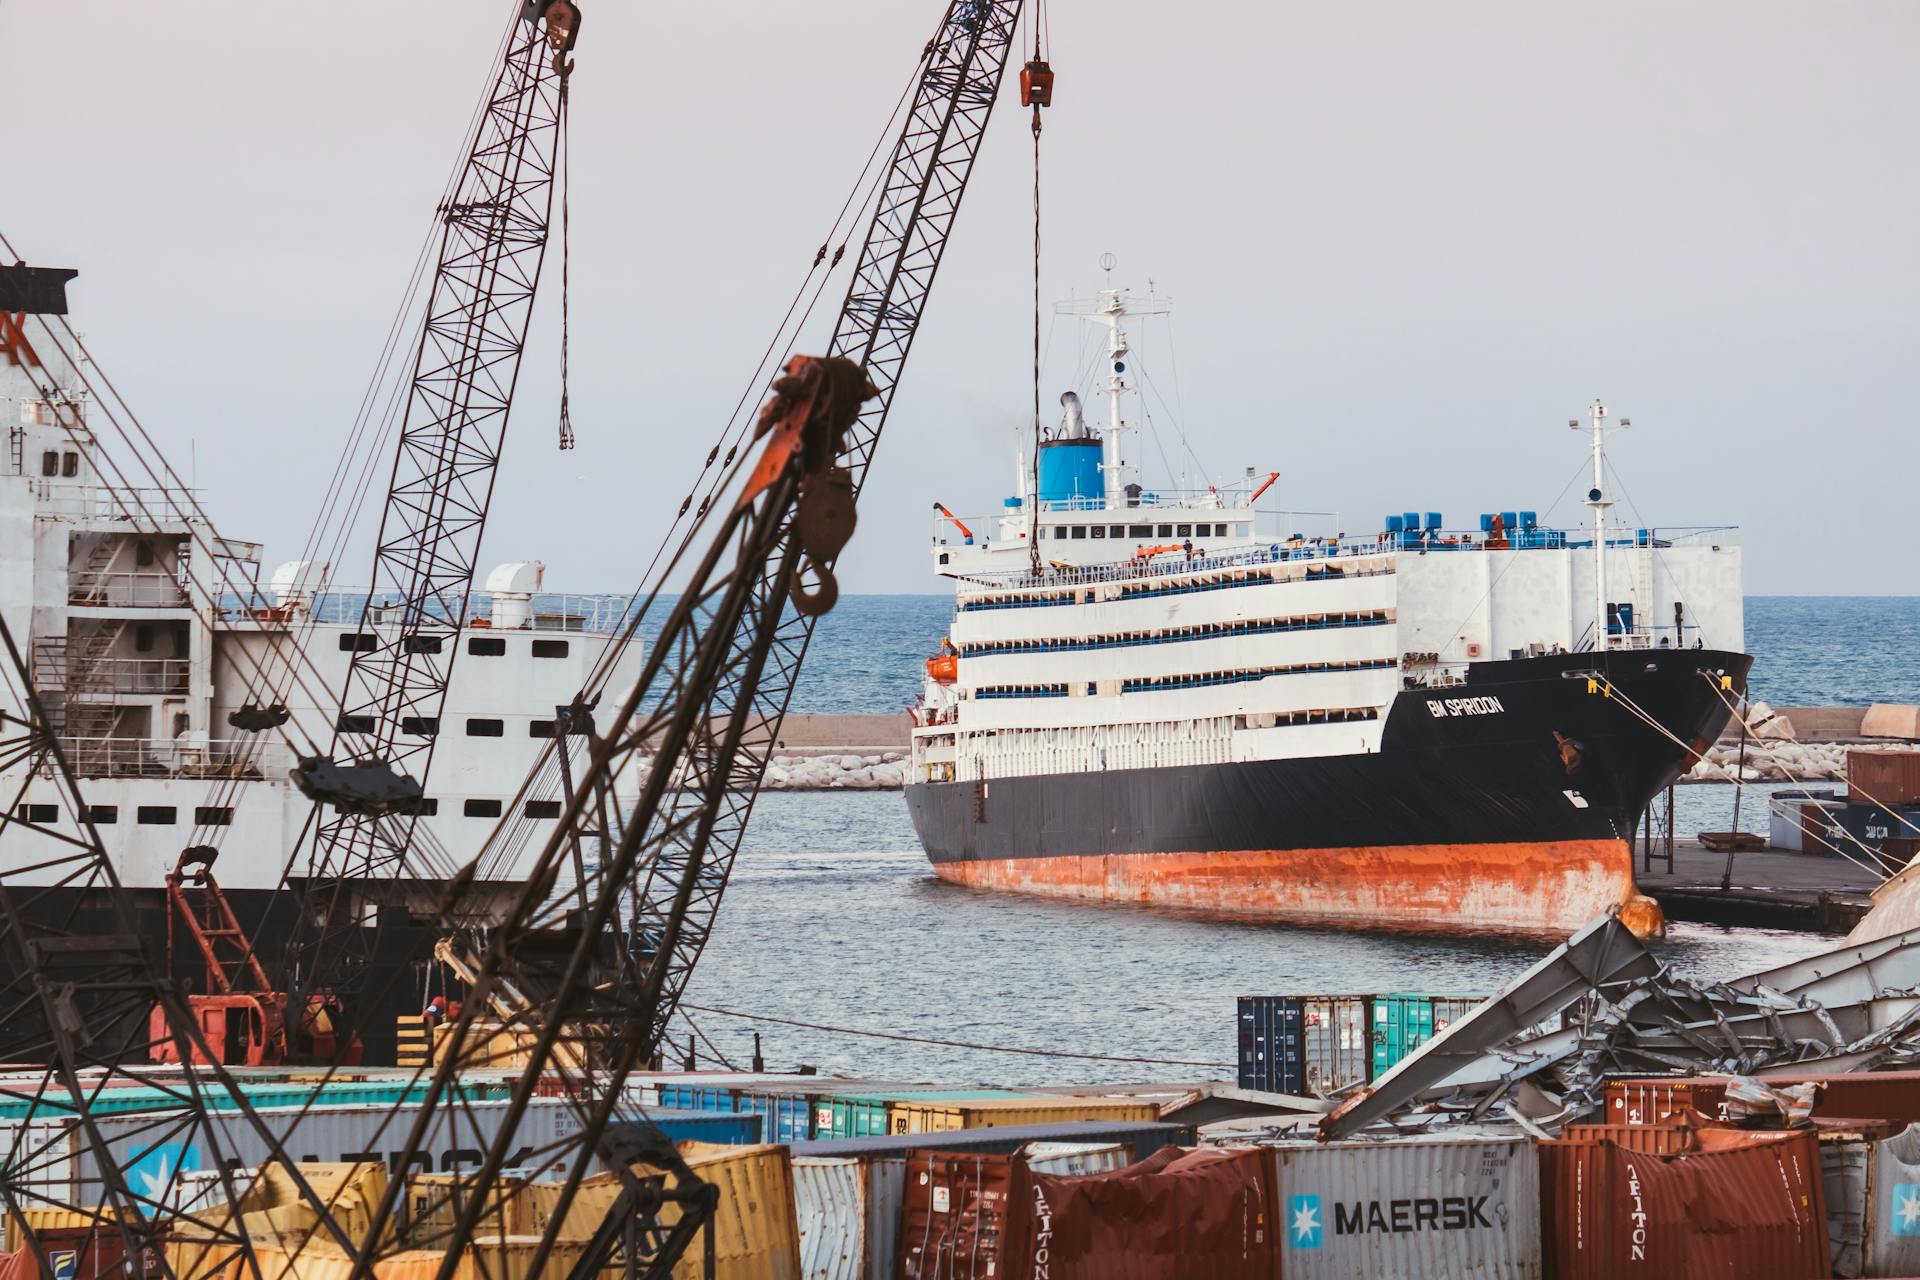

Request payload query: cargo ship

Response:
[905,282,1749,935]
[0,264,642,1056]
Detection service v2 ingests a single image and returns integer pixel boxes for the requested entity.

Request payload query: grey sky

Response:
[9,1,1915,596]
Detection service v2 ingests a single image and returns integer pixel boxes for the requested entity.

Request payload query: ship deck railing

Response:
[68,570,192,609]
[216,590,638,635]
[35,483,207,523]
[58,736,295,780]
[952,524,1740,597]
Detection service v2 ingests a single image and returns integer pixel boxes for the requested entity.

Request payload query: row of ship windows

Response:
[334,714,589,738]
[17,802,230,826]
[1046,521,1237,541]
[972,658,1399,700]
[336,634,572,659]
[960,610,1392,657]
[13,798,570,825]
[959,561,1380,613]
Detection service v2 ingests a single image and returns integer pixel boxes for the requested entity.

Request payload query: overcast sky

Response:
[8,1,1915,596]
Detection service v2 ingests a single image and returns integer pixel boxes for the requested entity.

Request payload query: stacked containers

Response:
[1269,1134,1540,1278]
[814,1090,1038,1141]
[1541,1128,1827,1280]
[1241,994,1484,1096]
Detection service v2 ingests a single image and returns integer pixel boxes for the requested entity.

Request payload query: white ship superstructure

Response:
[2,272,641,898]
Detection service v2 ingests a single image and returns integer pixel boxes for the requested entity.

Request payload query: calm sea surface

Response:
[672,596,1912,1085]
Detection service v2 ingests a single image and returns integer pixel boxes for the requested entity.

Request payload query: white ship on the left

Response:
[1,263,644,1047]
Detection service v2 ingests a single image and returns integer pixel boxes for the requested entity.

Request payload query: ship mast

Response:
[1575,399,1629,650]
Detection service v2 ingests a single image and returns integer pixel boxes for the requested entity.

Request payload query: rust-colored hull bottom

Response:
[929,839,1663,937]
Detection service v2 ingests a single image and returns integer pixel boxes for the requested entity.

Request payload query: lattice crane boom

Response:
[287,0,581,1035]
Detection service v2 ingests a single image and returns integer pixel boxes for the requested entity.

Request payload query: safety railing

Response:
[36,485,206,521]
[47,657,191,695]
[58,736,294,779]
[227,591,634,635]
[68,571,190,608]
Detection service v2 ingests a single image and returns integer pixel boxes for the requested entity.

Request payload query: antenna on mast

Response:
[1572,400,1630,650]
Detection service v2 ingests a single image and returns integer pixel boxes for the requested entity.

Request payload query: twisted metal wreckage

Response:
[1320,898,1920,1141]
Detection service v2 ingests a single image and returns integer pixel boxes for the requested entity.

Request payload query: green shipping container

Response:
[1370,994,1486,1079]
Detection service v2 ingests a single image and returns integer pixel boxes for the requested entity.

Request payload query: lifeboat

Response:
[925,653,958,684]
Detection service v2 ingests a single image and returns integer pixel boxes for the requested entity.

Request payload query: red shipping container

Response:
[1849,750,1920,808]
[1003,1145,1277,1280]
[1615,1070,1920,1128]
[899,1150,1020,1280]
[1542,1128,1826,1279]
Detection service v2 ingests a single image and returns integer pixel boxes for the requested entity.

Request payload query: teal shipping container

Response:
[1370,994,1486,1079]
[0,1077,513,1122]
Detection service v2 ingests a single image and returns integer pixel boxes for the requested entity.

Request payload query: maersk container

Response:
[1268,1133,1543,1278]
[1819,1122,1920,1278]
[793,1119,1194,1164]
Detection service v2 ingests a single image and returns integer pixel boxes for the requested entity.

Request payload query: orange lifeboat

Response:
[925,654,958,684]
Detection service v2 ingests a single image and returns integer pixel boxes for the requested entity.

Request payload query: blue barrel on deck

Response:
[1037,438,1103,506]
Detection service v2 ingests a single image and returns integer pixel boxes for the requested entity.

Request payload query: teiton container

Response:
[793,1119,1193,1165]
[1613,1070,1920,1129]
[1851,750,1920,808]
[1542,1128,1826,1280]
[1269,1133,1540,1278]
[897,1151,1019,1280]
[1006,1145,1278,1280]
[886,1095,1157,1135]
[1238,995,1305,1093]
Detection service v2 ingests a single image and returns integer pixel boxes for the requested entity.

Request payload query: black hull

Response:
[907,649,1750,932]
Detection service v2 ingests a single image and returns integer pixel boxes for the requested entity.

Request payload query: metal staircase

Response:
[68,539,120,605]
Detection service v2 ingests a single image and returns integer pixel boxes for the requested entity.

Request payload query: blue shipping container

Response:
[1237,995,1305,1095]
[733,1089,815,1144]
[641,1107,763,1146]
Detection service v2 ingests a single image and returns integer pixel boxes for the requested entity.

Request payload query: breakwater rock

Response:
[764,752,908,790]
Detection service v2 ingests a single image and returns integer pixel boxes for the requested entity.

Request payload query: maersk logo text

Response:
[1287,1194,1323,1248]
[1333,1196,1492,1235]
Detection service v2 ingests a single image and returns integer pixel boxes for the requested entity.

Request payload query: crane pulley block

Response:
[1020,57,1054,108]
[227,703,291,732]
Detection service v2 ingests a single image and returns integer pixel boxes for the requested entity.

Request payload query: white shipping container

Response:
[791,1154,905,1280]
[1020,1141,1130,1176]
[1820,1123,1920,1278]
[1269,1133,1542,1279]
[0,1097,585,1207]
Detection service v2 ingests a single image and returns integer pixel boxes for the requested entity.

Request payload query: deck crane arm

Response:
[283,0,582,1048]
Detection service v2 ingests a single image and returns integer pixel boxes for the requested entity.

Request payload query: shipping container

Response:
[0,1100,758,1208]
[898,1150,1019,1280]
[735,1089,817,1145]
[0,1077,516,1123]
[1851,750,1920,808]
[1542,1128,1826,1280]
[1238,995,1305,1094]
[792,1154,905,1280]
[812,1090,1030,1141]
[1302,996,1374,1094]
[1369,994,1485,1079]
[1006,1145,1278,1280]
[885,1095,1157,1135]
[1020,1141,1130,1177]
[554,1142,800,1280]
[1268,1133,1540,1278]
[793,1119,1193,1165]
[1819,1121,1920,1278]
[1612,1070,1920,1129]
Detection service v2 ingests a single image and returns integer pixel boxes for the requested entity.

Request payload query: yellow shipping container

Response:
[4,1204,120,1253]
[884,1095,1159,1134]
[533,1141,799,1280]
[405,1171,533,1243]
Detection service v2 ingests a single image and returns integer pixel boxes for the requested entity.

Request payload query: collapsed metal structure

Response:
[1321,913,1920,1140]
